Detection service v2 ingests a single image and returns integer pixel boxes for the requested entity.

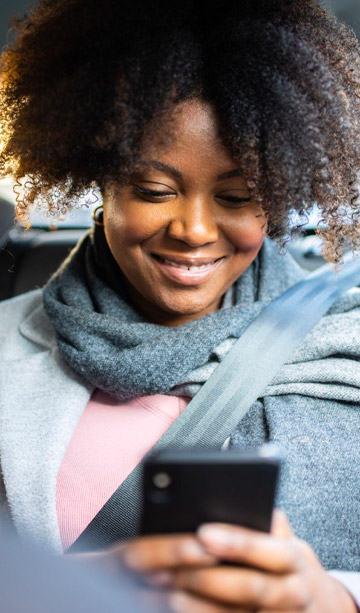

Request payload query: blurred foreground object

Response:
[0,524,168,613]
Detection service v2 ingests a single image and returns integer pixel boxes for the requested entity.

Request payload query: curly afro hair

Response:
[1,0,360,263]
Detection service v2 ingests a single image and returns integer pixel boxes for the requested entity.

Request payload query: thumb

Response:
[271,509,293,538]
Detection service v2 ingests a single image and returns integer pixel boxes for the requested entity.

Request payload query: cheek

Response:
[104,203,163,248]
[225,213,266,255]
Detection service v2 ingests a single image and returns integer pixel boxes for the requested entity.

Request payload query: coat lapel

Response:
[0,303,94,552]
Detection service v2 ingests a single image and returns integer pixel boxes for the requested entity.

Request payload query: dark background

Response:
[0,0,360,53]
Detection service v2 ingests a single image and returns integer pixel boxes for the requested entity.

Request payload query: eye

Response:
[131,184,253,205]
[220,196,252,203]
[132,184,176,199]
[217,192,252,207]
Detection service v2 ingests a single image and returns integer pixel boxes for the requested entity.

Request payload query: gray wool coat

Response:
[0,288,359,605]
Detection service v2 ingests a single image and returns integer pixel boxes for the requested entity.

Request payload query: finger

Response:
[169,590,251,613]
[271,509,293,538]
[196,523,300,573]
[119,534,218,572]
[173,566,309,609]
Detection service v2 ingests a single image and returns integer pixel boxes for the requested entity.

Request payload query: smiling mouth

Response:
[150,253,225,286]
[151,254,224,271]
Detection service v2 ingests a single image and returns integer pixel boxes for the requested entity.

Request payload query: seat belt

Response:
[68,253,360,553]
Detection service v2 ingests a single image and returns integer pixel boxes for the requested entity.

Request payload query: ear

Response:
[255,204,268,237]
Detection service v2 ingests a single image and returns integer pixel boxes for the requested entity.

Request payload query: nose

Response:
[167,197,219,247]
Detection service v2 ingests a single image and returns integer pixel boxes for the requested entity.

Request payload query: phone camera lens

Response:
[153,472,171,489]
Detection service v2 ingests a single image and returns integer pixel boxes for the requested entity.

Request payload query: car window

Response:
[0,177,100,229]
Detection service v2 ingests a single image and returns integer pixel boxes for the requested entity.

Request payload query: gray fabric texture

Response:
[43,224,360,405]
[230,395,360,572]
[42,225,307,401]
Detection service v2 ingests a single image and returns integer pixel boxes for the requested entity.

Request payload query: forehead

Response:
[134,159,243,182]
[147,98,222,145]
[138,98,238,174]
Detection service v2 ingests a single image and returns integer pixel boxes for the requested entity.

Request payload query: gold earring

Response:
[92,205,104,226]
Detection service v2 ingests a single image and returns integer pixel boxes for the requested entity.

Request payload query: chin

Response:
[158,295,219,317]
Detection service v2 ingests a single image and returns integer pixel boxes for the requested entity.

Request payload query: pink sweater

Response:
[56,389,190,550]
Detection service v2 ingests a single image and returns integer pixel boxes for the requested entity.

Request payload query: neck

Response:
[123,283,225,327]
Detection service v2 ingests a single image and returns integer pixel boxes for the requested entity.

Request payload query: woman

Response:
[0,0,360,611]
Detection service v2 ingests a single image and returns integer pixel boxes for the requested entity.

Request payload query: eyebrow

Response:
[139,160,242,181]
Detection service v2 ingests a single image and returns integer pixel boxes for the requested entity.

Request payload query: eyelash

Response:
[133,186,251,204]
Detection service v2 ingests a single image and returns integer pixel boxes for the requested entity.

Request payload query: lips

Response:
[152,254,223,269]
[151,253,225,285]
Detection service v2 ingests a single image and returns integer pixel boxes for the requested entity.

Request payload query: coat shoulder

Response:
[0,289,55,360]
[0,289,43,323]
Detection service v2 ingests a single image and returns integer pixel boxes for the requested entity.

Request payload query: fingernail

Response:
[197,524,233,547]
[145,571,172,587]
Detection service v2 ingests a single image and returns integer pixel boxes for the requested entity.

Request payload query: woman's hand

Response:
[162,510,358,612]
[73,510,358,612]
[116,510,358,613]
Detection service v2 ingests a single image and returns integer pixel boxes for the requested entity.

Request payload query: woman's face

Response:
[102,98,266,326]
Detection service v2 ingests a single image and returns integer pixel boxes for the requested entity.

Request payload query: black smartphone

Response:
[140,444,281,535]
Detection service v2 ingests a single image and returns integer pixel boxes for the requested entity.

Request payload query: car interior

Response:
[0,195,88,301]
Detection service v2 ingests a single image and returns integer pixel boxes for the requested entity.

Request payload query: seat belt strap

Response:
[68,254,360,552]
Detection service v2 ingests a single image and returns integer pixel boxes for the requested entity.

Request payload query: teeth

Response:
[162,258,215,271]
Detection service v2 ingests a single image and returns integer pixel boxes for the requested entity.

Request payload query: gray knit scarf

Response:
[42,224,360,403]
